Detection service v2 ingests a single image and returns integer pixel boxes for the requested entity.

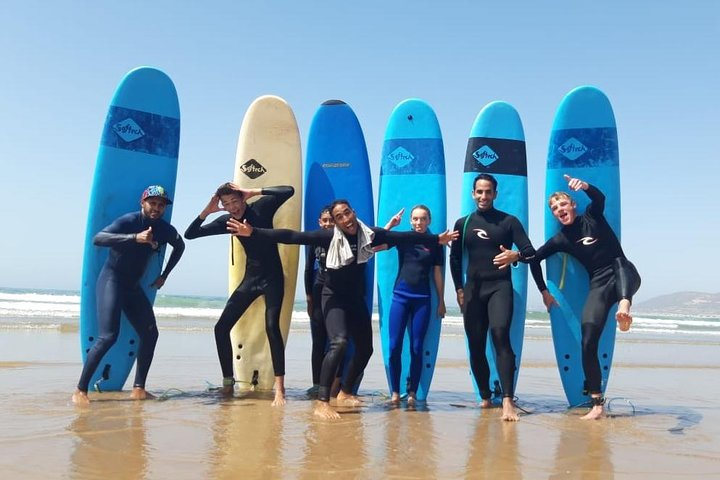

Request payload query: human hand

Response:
[542,290,558,311]
[227,218,253,236]
[438,229,459,245]
[493,245,520,270]
[563,174,588,192]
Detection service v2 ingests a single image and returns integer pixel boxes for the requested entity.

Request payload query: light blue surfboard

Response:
[377,99,446,402]
[79,67,180,391]
[305,100,374,392]
[545,86,620,407]
[460,101,528,403]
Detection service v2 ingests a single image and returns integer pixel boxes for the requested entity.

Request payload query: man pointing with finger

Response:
[73,185,185,405]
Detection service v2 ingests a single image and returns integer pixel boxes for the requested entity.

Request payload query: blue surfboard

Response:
[79,67,180,391]
[545,86,620,407]
[460,101,528,403]
[304,100,374,391]
[377,99,446,401]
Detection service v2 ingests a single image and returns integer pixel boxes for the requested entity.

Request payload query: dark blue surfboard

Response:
[545,86,620,407]
[460,101,528,403]
[304,100,374,392]
[79,67,180,391]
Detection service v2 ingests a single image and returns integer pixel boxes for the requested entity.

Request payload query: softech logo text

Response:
[473,145,499,167]
[558,138,588,161]
[113,118,145,142]
[240,159,267,179]
[387,146,414,168]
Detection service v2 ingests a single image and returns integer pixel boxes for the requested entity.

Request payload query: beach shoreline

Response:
[1,319,719,478]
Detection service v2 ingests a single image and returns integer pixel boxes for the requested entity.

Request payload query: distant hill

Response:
[635,292,720,316]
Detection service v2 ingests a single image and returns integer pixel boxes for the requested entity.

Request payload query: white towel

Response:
[326,221,375,269]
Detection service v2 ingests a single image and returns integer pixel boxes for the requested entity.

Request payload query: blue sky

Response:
[1,1,717,303]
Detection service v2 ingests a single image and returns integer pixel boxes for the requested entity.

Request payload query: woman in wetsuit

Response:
[382,205,446,405]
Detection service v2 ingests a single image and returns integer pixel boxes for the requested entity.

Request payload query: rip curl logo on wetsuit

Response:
[577,236,598,246]
[558,137,588,161]
[240,159,267,179]
[387,146,414,168]
[473,228,490,240]
[112,118,146,142]
[473,145,499,167]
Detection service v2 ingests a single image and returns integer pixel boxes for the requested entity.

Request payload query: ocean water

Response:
[1,287,718,343]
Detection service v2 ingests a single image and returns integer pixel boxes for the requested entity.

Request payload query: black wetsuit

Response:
[184,186,293,379]
[251,226,441,402]
[449,208,536,400]
[77,211,185,392]
[304,244,329,385]
[529,185,641,395]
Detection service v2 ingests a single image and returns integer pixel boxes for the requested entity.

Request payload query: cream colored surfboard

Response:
[229,95,301,391]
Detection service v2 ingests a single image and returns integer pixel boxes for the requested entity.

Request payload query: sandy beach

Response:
[0,320,718,480]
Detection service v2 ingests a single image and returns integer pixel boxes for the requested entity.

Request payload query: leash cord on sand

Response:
[568,396,636,416]
[156,388,188,401]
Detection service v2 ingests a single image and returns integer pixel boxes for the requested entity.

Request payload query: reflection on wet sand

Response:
[209,391,285,480]
[382,405,439,478]
[549,415,614,480]
[68,399,148,479]
[465,410,521,479]
[297,403,369,479]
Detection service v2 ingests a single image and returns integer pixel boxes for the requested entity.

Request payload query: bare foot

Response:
[616,299,633,332]
[390,392,401,404]
[271,389,286,407]
[72,389,90,406]
[336,390,363,406]
[271,376,286,407]
[314,401,341,420]
[407,392,417,406]
[480,398,492,408]
[130,387,155,400]
[581,405,605,420]
[501,397,520,422]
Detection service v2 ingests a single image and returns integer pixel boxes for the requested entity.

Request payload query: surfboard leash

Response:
[559,254,568,290]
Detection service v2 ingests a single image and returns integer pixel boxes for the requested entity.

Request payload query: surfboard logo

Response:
[240,159,267,179]
[112,118,145,142]
[387,146,414,168]
[558,138,588,161]
[577,236,597,246]
[473,145,499,167]
[473,228,490,240]
[321,162,351,168]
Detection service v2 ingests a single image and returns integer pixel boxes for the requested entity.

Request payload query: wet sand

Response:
[0,328,718,479]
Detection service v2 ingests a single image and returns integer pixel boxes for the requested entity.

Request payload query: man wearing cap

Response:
[72,185,185,406]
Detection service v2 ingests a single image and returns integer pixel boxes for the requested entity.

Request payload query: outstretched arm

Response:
[226,218,329,246]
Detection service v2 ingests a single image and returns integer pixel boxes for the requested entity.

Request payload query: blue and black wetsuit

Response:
[449,208,536,400]
[250,226,441,403]
[529,185,641,395]
[387,241,444,394]
[77,211,185,393]
[304,244,329,385]
[184,186,293,379]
